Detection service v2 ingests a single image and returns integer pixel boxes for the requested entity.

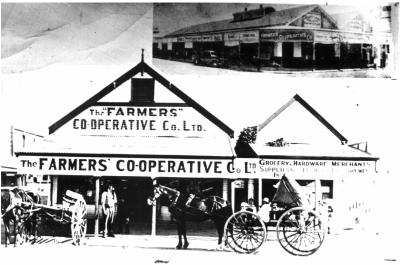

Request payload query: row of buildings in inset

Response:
[153,4,394,70]
[2,57,378,237]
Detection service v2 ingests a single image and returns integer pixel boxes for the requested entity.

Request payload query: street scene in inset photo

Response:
[153,3,397,77]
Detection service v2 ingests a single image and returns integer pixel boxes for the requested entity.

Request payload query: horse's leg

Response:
[214,218,226,249]
[182,219,189,249]
[176,217,183,249]
[13,218,18,247]
[32,215,38,244]
[3,218,10,247]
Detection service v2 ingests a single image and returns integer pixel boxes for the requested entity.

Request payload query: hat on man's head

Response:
[240,202,249,207]
[263,197,270,203]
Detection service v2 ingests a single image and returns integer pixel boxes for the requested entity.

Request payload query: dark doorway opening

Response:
[282,42,294,67]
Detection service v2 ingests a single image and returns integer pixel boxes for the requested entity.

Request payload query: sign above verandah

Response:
[17,155,377,179]
[260,29,314,42]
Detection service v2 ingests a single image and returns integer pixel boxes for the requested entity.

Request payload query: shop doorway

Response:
[101,177,153,235]
[240,43,259,66]
[282,42,294,68]
[315,43,336,68]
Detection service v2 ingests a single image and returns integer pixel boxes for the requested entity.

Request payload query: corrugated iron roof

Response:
[165,5,319,37]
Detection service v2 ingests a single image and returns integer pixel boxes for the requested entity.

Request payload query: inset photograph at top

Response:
[153,3,398,77]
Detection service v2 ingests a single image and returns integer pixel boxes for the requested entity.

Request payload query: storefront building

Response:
[154,5,392,70]
[15,58,237,236]
[12,59,379,237]
[233,94,378,229]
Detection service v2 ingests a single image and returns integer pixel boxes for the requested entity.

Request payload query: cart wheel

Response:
[224,211,267,254]
[71,199,87,246]
[276,207,325,256]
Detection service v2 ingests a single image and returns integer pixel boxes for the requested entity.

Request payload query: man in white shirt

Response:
[258,197,271,223]
[101,184,117,237]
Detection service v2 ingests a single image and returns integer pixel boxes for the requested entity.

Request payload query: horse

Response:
[1,187,41,247]
[147,184,233,250]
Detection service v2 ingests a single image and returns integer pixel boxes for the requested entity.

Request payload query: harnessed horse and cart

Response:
[1,187,87,246]
[224,175,325,256]
[148,174,325,256]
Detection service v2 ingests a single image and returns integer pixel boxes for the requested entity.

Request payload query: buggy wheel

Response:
[71,199,87,246]
[224,211,266,254]
[276,207,325,256]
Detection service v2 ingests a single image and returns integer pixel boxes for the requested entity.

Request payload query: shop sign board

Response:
[314,31,340,43]
[233,180,245,188]
[18,156,376,178]
[303,13,322,28]
[57,105,225,138]
[212,34,223,42]
[192,35,202,42]
[260,30,313,42]
[202,35,213,42]
[184,42,193,49]
[339,32,371,43]
[17,156,237,178]
[239,31,259,43]
[224,32,240,41]
[236,158,376,177]
[224,40,239,47]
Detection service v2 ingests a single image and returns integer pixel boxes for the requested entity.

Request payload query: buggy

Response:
[224,175,325,256]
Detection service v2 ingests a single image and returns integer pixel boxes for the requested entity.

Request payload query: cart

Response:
[18,190,88,245]
[224,175,325,256]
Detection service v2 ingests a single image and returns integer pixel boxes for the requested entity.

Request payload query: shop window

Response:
[321,180,333,199]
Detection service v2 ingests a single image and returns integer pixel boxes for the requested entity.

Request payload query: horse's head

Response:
[147,185,180,206]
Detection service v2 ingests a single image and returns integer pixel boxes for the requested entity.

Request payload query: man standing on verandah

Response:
[101,184,117,238]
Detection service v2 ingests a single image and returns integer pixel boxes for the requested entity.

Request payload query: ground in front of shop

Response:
[1,229,398,265]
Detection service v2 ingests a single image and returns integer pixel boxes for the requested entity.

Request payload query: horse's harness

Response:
[1,188,38,219]
[154,185,227,215]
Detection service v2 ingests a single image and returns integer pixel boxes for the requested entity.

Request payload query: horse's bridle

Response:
[148,185,180,206]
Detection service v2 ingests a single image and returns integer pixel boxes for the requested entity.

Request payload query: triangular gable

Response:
[49,53,234,138]
[288,6,338,30]
[257,94,347,144]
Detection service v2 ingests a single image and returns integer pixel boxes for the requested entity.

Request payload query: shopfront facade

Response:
[233,94,379,229]
[15,58,237,237]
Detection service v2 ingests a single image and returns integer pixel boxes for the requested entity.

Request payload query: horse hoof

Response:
[176,245,182,250]
[183,243,189,249]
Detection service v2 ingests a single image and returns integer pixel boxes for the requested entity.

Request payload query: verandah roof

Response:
[165,5,337,37]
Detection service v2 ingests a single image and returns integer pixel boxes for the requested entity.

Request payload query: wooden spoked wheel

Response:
[70,199,87,246]
[224,211,267,254]
[276,207,325,256]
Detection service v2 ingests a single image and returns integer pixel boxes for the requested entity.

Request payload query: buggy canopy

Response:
[272,174,310,208]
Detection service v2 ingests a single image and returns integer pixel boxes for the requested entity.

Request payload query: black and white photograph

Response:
[154,2,396,77]
[1,1,399,265]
